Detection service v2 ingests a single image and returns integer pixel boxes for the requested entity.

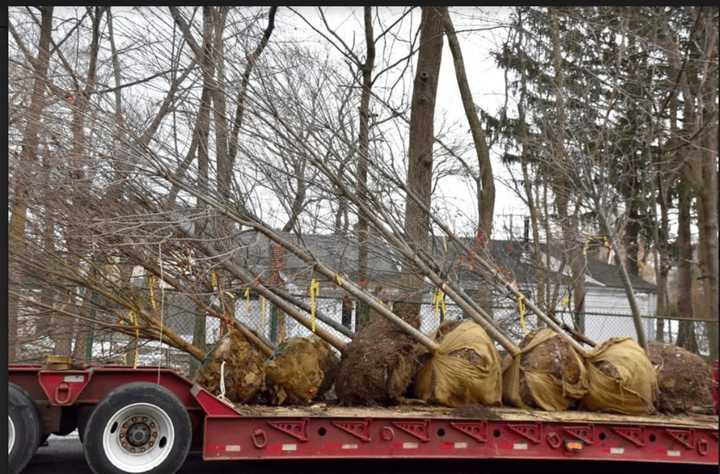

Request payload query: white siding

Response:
[582,287,656,342]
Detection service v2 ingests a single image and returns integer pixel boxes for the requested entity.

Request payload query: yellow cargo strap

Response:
[583,235,610,256]
[432,288,446,320]
[561,295,571,311]
[244,287,251,314]
[335,273,344,287]
[309,278,320,333]
[147,275,158,311]
[211,271,218,291]
[128,310,140,368]
[517,294,528,335]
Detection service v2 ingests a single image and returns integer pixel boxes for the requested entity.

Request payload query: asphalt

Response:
[25,436,717,474]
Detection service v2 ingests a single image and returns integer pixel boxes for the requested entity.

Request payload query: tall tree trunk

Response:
[268,242,287,343]
[441,7,496,318]
[440,8,494,237]
[355,7,376,329]
[624,193,641,276]
[211,7,230,199]
[189,7,215,375]
[654,171,671,342]
[676,177,698,353]
[677,9,717,358]
[549,9,586,334]
[8,6,54,362]
[695,12,718,359]
[58,7,106,358]
[396,7,443,328]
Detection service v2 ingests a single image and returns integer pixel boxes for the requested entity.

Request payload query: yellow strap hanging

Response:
[335,273,344,287]
[583,235,610,255]
[148,275,158,311]
[308,278,320,333]
[517,294,528,335]
[128,310,140,368]
[432,288,446,320]
[244,287,251,314]
[561,295,571,311]
[211,271,218,290]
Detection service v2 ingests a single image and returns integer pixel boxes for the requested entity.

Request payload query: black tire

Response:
[9,383,42,474]
[83,382,192,474]
[77,405,95,444]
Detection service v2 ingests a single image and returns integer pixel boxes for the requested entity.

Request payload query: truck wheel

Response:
[83,383,191,474]
[9,383,41,474]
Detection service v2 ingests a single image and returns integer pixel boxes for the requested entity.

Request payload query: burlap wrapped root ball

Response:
[335,318,428,406]
[647,342,713,414]
[415,320,502,408]
[264,336,340,405]
[582,337,657,415]
[502,328,588,411]
[194,330,265,403]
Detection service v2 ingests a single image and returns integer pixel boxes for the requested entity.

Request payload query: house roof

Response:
[233,231,402,288]
[231,231,656,293]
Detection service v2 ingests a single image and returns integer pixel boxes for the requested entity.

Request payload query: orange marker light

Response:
[565,441,583,451]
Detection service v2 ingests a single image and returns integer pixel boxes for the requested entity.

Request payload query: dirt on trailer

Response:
[264,336,339,405]
[503,329,587,411]
[335,318,427,406]
[449,404,503,420]
[647,342,714,415]
[194,330,265,403]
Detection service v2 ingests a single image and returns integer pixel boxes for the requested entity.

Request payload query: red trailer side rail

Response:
[9,363,719,468]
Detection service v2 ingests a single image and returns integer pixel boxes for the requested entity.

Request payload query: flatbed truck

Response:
[8,362,719,473]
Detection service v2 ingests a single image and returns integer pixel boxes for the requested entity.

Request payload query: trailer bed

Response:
[228,403,718,430]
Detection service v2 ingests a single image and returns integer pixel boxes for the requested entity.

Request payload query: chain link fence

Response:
[14,290,719,377]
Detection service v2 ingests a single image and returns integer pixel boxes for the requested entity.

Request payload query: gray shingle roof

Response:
[231,231,656,292]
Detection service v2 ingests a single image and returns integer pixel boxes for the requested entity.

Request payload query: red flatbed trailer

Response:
[8,362,719,473]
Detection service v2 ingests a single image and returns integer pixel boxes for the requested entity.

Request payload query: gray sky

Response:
[279,7,528,231]
[38,6,528,237]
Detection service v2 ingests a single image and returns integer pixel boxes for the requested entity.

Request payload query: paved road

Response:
[26,436,716,474]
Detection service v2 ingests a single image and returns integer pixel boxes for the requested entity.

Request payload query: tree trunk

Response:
[441,7,497,319]
[56,7,106,358]
[654,173,671,342]
[396,7,444,328]
[354,6,376,330]
[440,7,495,237]
[189,7,216,373]
[675,177,698,353]
[624,194,641,276]
[695,13,718,359]
[597,206,648,350]
[549,9,586,335]
[8,6,54,362]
